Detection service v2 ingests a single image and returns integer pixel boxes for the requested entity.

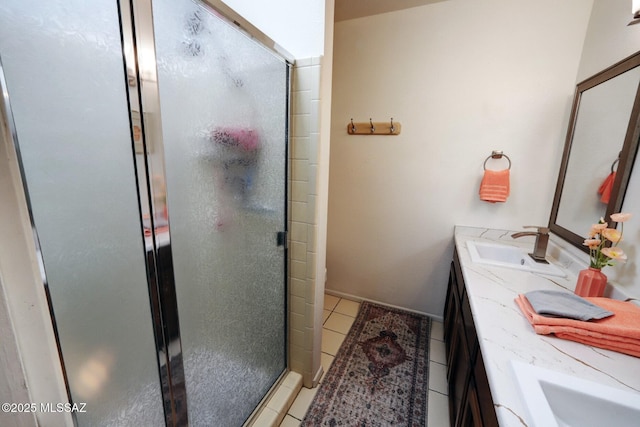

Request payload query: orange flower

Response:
[588,222,608,237]
[601,247,627,262]
[585,213,631,269]
[602,228,623,243]
[583,239,601,249]
[610,212,632,223]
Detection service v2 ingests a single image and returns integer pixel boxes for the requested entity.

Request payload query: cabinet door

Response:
[461,288,479,363]
[448,304,470,427]
[453,248,466,300]
[474,350,499,427]
[460,377,483,427]
[444,262,457,365]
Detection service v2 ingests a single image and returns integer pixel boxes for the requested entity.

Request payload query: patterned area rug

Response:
[302,302,431,426]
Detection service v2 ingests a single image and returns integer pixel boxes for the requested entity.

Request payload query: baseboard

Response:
[324,289,444,322]
[312,365,324,388]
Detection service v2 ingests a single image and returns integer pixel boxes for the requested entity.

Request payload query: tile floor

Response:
[279,294,451,427]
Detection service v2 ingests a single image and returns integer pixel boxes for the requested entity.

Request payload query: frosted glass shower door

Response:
[151,0,289,425]
[0,1,165,425]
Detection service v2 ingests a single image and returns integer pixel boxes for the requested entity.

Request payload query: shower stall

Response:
[0,0,290,425]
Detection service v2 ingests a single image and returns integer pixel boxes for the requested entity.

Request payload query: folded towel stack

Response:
[598,171,616,204]
[516,293,640,358]
[479,169,510,203]
[524,290,614,321]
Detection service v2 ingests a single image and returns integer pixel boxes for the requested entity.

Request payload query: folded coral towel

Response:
[516,294,640,358]
[479,169,510,203]
[598,171,616,204]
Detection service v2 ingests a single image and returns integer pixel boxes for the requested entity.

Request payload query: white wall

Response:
[221,0,325,58]
[327,0,594,316]
[577,0,640,81]
[579,0,640,297]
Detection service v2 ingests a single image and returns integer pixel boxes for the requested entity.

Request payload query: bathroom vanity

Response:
[445,243,499,427]
[446,226,640,426]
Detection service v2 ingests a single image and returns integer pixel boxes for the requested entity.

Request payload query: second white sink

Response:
[467,240,565,277]
[511,360,640,427]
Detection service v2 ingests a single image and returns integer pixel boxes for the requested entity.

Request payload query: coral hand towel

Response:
[516,294,640,358]
[598,171,616,204]
[479,169,510,203]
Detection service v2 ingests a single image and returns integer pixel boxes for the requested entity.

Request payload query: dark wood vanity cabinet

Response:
[444,249,499,427]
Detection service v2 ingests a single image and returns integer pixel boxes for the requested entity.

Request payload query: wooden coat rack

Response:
[347,118,401,135]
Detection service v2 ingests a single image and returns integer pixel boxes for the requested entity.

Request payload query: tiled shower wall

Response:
[289,57,322,386]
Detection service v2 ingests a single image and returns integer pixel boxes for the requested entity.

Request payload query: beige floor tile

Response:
[279,414,301,427]
[323,309,331,324]
[288,386,318,420]
[323,294,340,311]
[430,338,446,365]
[324,312,355,334]
[333,298,360,317]
[253,407,279,427]
[429,361,448,395]
[431,320,444,342]
[427,390,451,427]
[321,329,346,356]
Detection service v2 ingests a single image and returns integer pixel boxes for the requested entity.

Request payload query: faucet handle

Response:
[523,225,549,234]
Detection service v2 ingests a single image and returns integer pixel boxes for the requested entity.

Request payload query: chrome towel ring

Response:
[483,150,511,170]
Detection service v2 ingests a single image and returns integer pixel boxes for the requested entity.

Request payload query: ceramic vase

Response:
[574,267,607,297]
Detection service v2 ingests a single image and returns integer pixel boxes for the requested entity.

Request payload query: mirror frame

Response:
[549,50,640,252]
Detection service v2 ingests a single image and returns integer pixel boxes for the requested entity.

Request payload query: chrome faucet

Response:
[511,226,550,264]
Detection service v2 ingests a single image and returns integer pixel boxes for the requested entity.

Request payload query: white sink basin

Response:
[467,240,565,277]
[511,360,640,427]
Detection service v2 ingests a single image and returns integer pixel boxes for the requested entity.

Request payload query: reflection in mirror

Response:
[556,66,640,232]
[550,51,640,251]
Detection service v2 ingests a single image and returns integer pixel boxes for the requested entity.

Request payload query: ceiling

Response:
[334,0,447,22]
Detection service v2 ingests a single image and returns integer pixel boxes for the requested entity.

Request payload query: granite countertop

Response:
[453,226,640,426]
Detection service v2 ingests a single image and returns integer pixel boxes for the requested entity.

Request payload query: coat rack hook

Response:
[390,117,395,133]
[350,118,356,133]
[370,118,375,133]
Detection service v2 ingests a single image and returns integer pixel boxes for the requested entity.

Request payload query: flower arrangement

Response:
[583,212,632,269]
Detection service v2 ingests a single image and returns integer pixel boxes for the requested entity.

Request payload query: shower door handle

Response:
[276,231,287,248]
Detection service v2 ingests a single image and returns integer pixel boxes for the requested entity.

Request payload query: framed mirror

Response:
[549,51,640,251]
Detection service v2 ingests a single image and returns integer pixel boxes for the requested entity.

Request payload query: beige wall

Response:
[327,0,594,316]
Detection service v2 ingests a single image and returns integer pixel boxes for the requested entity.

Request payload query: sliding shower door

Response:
[148,0,288,424]
[1,0,289,425]
[0,1,165,425]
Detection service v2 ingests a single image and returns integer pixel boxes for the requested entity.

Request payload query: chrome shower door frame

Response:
[119,0,293,425]
[119,1,188,425]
